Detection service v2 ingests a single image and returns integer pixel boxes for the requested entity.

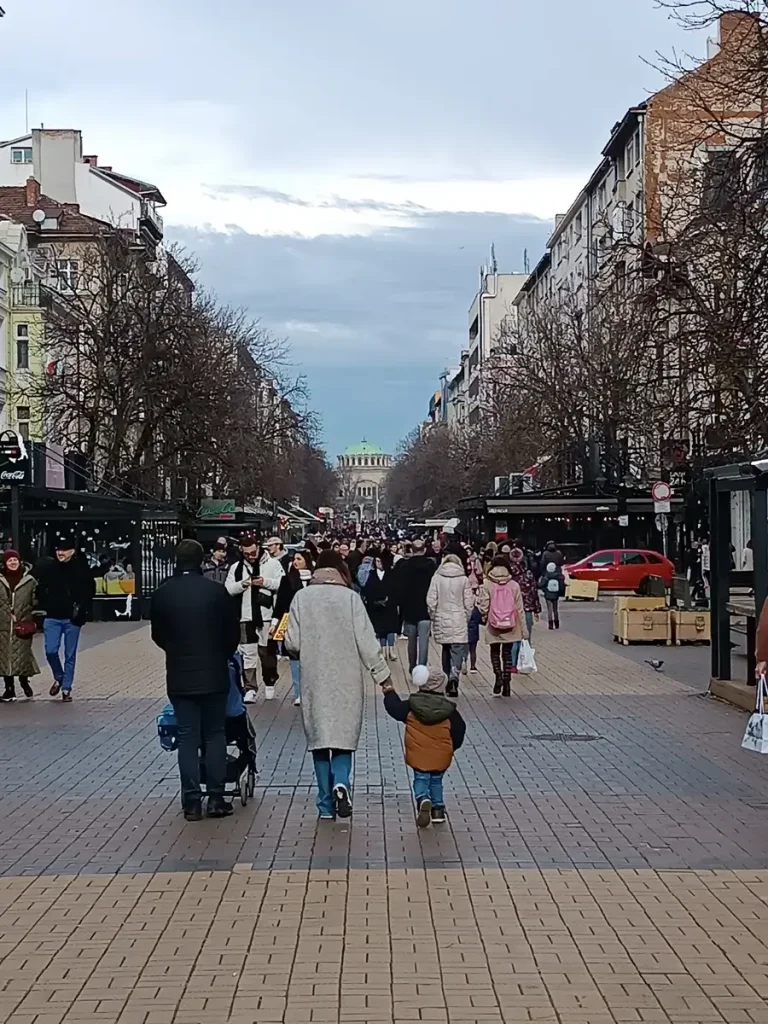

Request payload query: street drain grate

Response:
[531,733,601,743]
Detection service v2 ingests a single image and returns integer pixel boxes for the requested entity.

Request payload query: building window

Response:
[56,259,79,292]
[11,148,32,164]
[15,323,29,369]
[16,406,30,441]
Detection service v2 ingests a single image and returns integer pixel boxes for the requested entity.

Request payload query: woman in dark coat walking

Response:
[272,549,315,706]
[0,551,39,701]
[363,551,399,660]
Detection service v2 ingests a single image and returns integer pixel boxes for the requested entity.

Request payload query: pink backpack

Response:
[488,581,516,631]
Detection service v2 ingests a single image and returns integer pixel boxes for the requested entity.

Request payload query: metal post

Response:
[10,484,20,553]
[710,479,732,682]
[751,476,768,622]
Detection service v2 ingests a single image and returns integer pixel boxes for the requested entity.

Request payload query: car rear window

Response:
[646,553,663,563]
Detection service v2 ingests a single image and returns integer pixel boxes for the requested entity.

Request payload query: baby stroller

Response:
[157,656,258,807]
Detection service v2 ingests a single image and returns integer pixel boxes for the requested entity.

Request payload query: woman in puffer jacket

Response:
[426,554,474,698]
[476,557,527,697]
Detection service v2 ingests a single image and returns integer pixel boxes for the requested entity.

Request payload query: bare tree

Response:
[32,232,314,502]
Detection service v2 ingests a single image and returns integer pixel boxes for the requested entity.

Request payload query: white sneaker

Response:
[265,686,276,700]
[243,689,257,704]
[469,668,478,675]
[293,697,301,706]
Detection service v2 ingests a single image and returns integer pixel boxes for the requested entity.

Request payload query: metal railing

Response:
[140,200,164,237]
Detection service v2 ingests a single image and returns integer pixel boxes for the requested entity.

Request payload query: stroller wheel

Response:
[240,775,248,807]
[247,770,256,798]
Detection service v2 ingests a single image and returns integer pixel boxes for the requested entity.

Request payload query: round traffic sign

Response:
[651,480,672,502]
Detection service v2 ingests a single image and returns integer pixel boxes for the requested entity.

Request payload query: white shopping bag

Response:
[517,639,537,675]
[742,675,768,754]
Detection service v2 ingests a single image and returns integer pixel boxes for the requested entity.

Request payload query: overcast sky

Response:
[1,0,699,457]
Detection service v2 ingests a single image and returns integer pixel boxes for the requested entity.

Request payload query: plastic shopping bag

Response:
[742,675,768,754]
[517,639,537,675]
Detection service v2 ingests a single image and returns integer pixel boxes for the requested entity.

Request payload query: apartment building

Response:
[434,269,527,432]
[0,129,165,249]
[517,12,761,326]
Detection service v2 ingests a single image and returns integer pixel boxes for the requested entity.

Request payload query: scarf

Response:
[310,567,349,587]
[299,569,312,586]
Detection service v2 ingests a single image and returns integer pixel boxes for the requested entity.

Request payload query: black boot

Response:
[493,675,503,697]
[548,620,554,630]
[1,677,15,702]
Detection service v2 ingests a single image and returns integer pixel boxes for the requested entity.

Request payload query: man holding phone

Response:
[225,534,284,702]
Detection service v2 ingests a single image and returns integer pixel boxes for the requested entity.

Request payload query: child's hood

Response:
[408,692,455,724]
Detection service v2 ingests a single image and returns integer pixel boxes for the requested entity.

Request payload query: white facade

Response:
[466,271,527,426]
[515,107,646,322]
[0,130,164,237]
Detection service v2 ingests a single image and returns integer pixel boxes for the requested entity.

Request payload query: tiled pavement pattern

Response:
[2,622,768,1022]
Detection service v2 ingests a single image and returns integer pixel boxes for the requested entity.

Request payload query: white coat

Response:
[426,555,474,645]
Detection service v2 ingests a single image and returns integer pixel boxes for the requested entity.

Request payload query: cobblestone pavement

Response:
[2,621,768,1023]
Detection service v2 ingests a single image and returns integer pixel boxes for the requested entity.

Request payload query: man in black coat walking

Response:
[151,539,240,820]
[393,540,437,671]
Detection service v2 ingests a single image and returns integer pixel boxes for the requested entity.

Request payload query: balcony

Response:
[140,200,164,241]
[12,282,42,307]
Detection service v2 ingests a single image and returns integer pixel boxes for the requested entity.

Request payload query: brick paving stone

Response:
[3,624,768,1021]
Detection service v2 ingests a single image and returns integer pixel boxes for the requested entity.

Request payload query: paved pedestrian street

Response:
[3,625,768,1023]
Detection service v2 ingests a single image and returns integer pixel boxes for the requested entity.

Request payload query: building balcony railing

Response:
[140,200,164,239]
[12,282,42,307]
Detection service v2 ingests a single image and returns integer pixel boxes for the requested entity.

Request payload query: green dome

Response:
[343,439,386,456]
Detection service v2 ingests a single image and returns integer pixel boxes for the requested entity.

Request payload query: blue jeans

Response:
[43,618,82,692]
[413,769,445,809]
[378,632,396,648]
[512,612,535,667]
[289,659,301,700]
[312,749,352,816]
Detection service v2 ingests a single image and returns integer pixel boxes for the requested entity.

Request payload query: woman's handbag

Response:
[742,675,768,754]
[14,620,36,639]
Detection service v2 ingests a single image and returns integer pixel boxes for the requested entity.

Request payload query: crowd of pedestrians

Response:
[150,528,566,826]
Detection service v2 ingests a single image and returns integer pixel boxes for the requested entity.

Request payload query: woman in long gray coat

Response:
[285,551,390,819]
[0,551,39,701]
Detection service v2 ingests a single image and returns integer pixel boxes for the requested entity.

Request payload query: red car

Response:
[563,548,674,591]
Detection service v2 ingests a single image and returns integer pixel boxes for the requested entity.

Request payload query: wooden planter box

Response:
[565,578,599,601]
[672,609,710,645]
[612,596,666,638]
[614,608,672,646]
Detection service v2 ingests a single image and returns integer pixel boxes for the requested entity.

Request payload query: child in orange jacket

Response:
[383,665,465,827]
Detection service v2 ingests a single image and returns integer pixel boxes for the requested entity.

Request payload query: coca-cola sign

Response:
[0,430,30,487]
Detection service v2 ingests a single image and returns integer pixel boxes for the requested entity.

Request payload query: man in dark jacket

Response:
[151,539,240,820]
[202,544,229,585]
[34,536,95,703]
[393,539,436,671]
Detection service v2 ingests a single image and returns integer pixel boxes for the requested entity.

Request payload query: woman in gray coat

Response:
[285,551,390,819]
[0,551,39,701]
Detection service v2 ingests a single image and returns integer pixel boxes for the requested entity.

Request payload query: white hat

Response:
[411,665,430,687]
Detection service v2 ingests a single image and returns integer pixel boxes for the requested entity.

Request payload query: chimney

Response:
[719,11,759,49]
[25,177,40,208]
[83,155,98,166]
